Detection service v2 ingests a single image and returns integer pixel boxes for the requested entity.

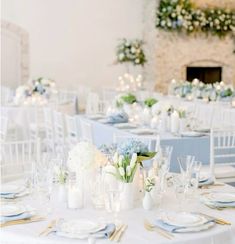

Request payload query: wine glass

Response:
[105,182,123,225]
[158,146,173,192]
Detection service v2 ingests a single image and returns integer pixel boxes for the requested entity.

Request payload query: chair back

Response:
[79,119,93,143]
[65,115,79,146]
[210,128,235,180]
[1,139,40,182]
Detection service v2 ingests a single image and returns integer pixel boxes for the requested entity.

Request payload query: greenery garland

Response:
[156,0,235,40]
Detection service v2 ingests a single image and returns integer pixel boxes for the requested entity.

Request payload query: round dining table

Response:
[1,183,234,244]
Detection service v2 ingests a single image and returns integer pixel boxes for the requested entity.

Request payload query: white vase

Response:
[142,107,152,126]
[143,192,154,210]
[120,182,134,210]
[150,116,158,129]
[170,111,179,133]
[123,104,133,116]
[58,184,67,203]
[179,118,187,132]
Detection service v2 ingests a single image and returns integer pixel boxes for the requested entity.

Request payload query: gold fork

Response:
[144,220,174,240]
[38,219,57,236]
[109,224,124,241]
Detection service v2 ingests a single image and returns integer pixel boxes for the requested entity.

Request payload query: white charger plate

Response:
[181,131,205,137]
[1,185,25,195]
[162,212,207,227]
[56,219,106,239]
[114,123,137,129]
[86,114,105,120]
[129,128,155,135]
[176,222,215,233]
[205,192,235,203]
[1,204,26,217]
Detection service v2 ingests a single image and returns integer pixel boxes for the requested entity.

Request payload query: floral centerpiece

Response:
[115,93,137,108]
[144,98,158,108]
[67,142,107,173]
[116,39,147,66]
[116,139,156,167]
[30,77,56,96]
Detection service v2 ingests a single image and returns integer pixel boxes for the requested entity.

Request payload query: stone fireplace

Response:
[143,0,235,93]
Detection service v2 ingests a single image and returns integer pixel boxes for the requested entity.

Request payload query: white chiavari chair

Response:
[53,110,66,152]
[65,115,80,147]
[57,90,79,114]
[201,128,235,183]
[0,116,8,141]
[43,107,55,153]
[1,139,41,183]
[79,119,93,143]
[85,92,100,115]
[1,86,14,105]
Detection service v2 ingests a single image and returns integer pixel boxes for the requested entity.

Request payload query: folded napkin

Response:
[107,112,128,124]
[154,218,213,233]
[204,200,235,208]
[198,178,214,187]
[0,212,33,224]
[92,223,115,239]
[0,190,28,199]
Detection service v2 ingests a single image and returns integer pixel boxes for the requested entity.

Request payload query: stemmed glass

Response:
[158,146,173,192]
[191,161,202,191]
[177,155,195,201]
[104,182,123,225]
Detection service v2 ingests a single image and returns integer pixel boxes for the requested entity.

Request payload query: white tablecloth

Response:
[1,185,235,244]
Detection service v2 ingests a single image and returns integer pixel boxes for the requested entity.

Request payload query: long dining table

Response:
[77,115,210,172]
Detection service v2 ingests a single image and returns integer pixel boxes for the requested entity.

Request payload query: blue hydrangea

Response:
[98,143,117,155]
[117,139,148,157]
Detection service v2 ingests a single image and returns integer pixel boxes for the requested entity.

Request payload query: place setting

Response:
[0,203,44,228]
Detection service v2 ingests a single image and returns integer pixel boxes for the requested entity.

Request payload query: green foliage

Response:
[144,98,158,108]
[120,93,137,104]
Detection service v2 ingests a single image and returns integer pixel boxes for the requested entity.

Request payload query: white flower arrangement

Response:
[67,142,107,173]
[116,39,146,66]
[156,0,235,51]
[30,77,56,95]
[112,152,138,183]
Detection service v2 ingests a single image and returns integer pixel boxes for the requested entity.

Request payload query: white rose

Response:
[130,153,137,168]
[126,166,132,176]
[131,47,136,54]
[113,152,119,163]
[118,167,125,177]
[118,155,124,166]
[119,53,125,61]
[135,59,140,64]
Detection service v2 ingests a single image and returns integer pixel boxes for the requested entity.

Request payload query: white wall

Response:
[1,0,143,91]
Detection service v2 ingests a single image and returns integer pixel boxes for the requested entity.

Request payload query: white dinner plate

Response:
[205,192,235,203]
[129,128,155,135]
[57,219,106,238]
[181,131,205,137]
[194,128,210,133]
[114,123,137,129]
[176,222,215,233]
[86,114,105,120]
[1,185,25,195]
[0,204,26,217]
[162,212,207,227]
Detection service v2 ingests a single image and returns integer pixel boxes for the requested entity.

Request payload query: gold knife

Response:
[109,224,123,241]
[0,216,45,228]
[115,224,128,242]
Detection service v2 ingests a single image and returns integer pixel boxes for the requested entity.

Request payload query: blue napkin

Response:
[198,178,214,187]
[92,223,116,239]
[206,201,235,208]
[107,112,128,124]
[0,212,33,224]
[154,218,213,233]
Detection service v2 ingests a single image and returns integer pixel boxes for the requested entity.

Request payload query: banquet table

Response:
[77,115,210,172]
[1,184,235,244]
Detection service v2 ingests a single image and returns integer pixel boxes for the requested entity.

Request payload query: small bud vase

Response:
[143,191,154,210]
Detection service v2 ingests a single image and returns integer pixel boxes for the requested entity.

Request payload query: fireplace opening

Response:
[186,67,222,84]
